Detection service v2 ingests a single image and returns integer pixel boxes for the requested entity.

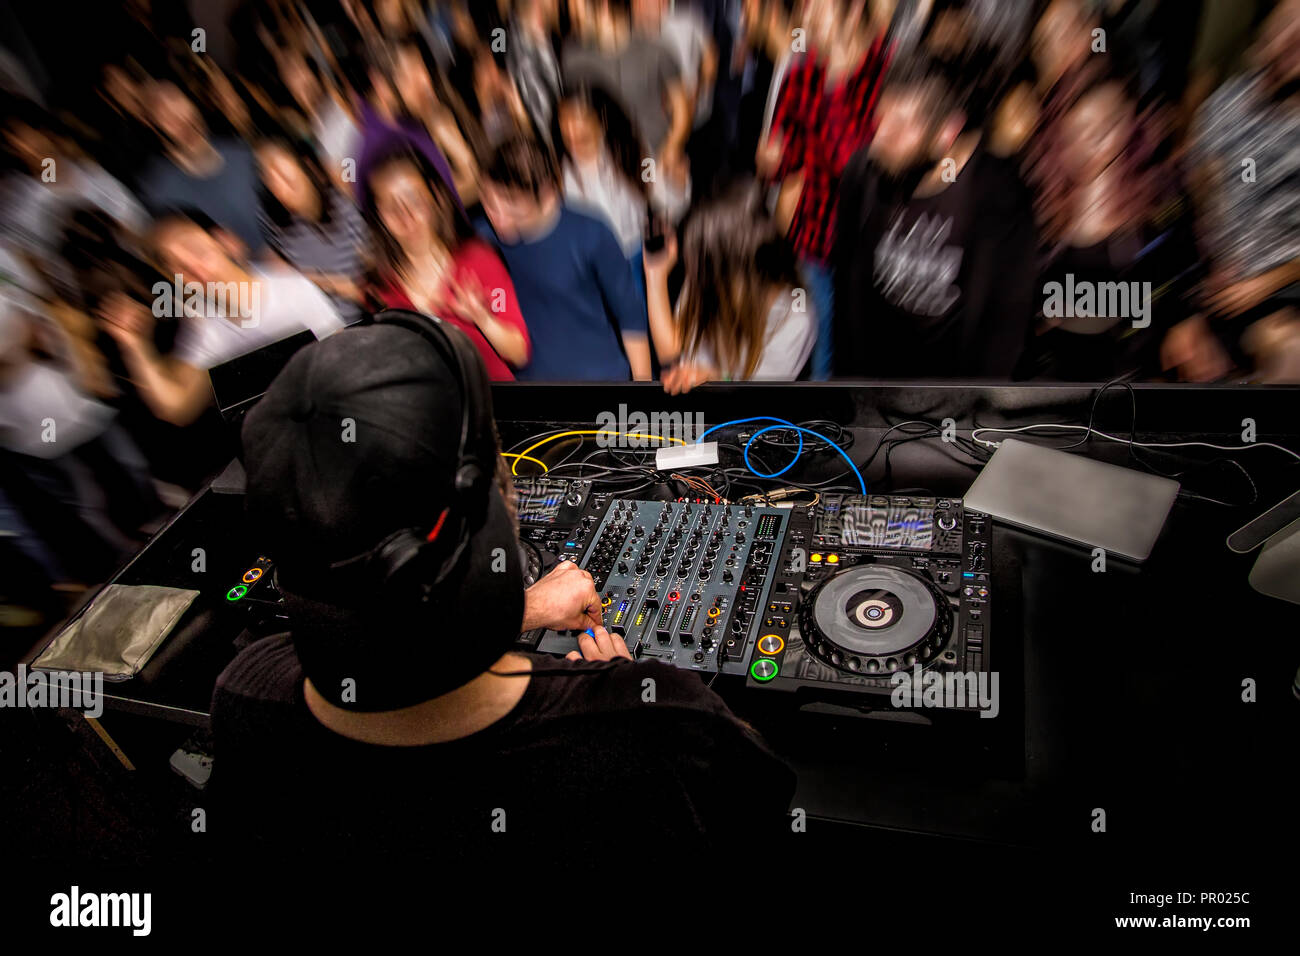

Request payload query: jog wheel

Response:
[519,539,557,587]
[798,564,952,676]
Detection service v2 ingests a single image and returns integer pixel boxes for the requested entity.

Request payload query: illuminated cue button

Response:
[757,634,785,655]
[826,554,839,564]
[810,553,822,563]
[242,567,263,583]
[750,658,778,682]
[226,585,248,602]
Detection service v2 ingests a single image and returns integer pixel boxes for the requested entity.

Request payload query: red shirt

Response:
[374,240,531,381]
[771,39,890,264]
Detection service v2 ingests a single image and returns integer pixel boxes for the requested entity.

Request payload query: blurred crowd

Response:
[1,0,1299,615]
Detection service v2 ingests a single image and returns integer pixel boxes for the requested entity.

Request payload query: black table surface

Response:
[25,382,1300,854]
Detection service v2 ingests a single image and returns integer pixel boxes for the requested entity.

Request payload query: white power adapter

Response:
[655,441,719,471]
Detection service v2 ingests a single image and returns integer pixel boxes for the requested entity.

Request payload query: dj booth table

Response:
[25,382,1300,864]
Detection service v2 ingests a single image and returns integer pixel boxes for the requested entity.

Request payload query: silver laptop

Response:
[963,439,1179,561]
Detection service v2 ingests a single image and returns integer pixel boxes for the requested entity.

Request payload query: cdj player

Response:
[514,479,994,707]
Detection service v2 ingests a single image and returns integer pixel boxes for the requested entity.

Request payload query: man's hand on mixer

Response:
[521,560,604,632]
[567,625,633,663]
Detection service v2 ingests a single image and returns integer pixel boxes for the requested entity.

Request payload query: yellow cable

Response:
[509,430,687,475]
[500,452,548,474]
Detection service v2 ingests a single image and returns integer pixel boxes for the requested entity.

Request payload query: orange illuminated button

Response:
[826,554,839,564]
[757,634,785,655]
[242,567,263,583]
[810,553,822,563]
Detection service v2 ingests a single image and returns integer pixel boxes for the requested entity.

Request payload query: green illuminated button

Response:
[750,658,778,682]
[227,585,248,602]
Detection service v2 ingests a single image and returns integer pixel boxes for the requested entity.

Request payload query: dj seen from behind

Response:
[208,312,795,877]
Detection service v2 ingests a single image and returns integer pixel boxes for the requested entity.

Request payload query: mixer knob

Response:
[617,562,628,575]
[634,525,645,537]
[937,514,956,531]
[744,507,753,517]
[735,532,745,543]
[676,565,688,577]
[722,570,733,583]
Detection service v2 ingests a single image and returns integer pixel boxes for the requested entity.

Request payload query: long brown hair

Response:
[677,190,803,379]
[361,145,474,277]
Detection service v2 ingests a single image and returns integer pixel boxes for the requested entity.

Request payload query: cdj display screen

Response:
[839,500,935,550]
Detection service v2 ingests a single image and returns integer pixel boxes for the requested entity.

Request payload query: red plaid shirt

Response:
[771,39,890,264]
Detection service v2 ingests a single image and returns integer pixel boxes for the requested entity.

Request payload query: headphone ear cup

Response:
[447,336,496,520]
[455,463,489,525]
[371,529,430,598]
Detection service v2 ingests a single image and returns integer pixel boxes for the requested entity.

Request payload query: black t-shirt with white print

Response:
[834,145,1038,378]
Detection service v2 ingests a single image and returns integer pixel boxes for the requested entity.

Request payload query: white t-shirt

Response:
[171,265,346,371]
[563,151,692,256]
[660,8,712,127]
[0,360,116,459]
[563,154,647,257]
[0,246,116,458]
[687,287,817,380]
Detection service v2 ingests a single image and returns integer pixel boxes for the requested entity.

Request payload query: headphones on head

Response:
[327,309,500,604]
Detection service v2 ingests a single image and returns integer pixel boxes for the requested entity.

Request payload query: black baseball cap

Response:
[241,323,524,709]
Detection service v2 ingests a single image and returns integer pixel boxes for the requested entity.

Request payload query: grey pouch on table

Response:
[33,584,201,681]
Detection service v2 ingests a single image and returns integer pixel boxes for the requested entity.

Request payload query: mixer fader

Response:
[531,498,789,674]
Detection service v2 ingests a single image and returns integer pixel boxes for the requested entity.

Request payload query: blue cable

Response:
[746,424,867,494]
[698,417,866,495]
[698,416,803,478]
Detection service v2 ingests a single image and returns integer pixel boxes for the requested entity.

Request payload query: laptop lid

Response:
[963,438,1179,562]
